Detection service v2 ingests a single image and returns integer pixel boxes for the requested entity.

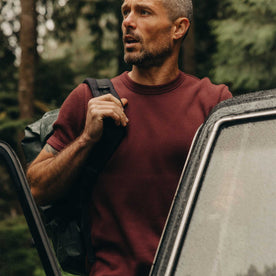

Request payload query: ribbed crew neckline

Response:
[120,71,185,95]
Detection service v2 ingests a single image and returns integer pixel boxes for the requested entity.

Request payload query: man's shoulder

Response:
[181,72,231,96]
[179,72,232,106]
[181,72,222,87]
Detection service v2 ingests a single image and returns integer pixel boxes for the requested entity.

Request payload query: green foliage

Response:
[0,30,17,93]
[35,56,76,106]
[48,1,85,42]
[211,0,276,93]
[0,92,27,151]
[193,0,219,78]
[0,215,44,276]
[0,160,19,221]
[83,0,125,77]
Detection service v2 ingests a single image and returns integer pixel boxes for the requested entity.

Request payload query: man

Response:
[27,0,232,275]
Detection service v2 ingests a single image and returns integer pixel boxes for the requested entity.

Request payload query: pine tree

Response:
[211,0,276,93]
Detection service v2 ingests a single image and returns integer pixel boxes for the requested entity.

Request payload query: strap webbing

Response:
[81,78,126,270]
[83,78,123,105]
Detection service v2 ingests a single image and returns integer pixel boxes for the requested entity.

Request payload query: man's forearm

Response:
[27,94,128,205]
[27,135,95,205]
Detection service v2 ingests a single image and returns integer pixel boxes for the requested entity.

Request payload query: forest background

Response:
[0,0,275,275]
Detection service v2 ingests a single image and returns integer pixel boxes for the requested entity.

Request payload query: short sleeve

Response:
[196,77,232,117]
[47,83,92,151]
[219,85,232,102]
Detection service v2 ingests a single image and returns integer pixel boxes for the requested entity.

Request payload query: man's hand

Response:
[27,93,128,205]
[81,94,129,144]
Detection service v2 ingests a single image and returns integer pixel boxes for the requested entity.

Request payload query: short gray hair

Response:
[162,0,193,22]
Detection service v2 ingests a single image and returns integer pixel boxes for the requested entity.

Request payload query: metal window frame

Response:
[0,141,62,276]
[166,110,276,276]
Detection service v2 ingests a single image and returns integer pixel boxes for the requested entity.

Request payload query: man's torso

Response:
[47,71,232,276]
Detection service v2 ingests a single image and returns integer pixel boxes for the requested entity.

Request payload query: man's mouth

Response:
[124,35,140,45]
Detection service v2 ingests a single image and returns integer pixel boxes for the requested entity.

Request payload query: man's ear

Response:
[173,17,190,40]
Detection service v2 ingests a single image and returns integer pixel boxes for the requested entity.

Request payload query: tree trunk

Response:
[18,0,37,119]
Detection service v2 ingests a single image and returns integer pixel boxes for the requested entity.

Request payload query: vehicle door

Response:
[150,89,276,276]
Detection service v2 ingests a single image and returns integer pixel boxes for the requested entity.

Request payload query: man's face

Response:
[121,0,174,67]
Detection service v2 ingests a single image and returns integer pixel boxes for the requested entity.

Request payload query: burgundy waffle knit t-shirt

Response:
[47,71,232,276]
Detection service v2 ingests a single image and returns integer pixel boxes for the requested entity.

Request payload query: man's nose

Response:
[122,11,136,29]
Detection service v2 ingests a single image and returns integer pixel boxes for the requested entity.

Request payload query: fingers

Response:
[89,94,128,126]
[90,103,128,127]
[84,94,129,143]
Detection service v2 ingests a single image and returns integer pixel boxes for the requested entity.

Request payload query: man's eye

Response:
[122,10,129,17]
[140,10,150,16]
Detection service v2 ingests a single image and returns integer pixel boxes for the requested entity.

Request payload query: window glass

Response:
[0,155,46,276]
[0,154,73,276]
[175,118,276,276]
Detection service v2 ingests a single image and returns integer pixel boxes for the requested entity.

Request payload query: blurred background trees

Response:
[0,0,274,154]
[0,0,275,274]
[211,0,276,93]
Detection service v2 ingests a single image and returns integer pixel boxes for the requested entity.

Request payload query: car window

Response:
[175,118,276,276]
[0,141,63,276]
[0,154,46,276]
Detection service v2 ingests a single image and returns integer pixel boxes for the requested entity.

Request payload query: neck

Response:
[128,56,180,86]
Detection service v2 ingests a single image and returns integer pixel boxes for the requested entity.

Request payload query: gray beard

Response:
[124,46,172,68]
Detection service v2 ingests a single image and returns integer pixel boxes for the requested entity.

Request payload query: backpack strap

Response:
[82,77,126,175]
[81,78,126,270]
[83,78,123,105]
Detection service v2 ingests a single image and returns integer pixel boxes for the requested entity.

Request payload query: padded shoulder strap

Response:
[80,78,126,267]
[83,78,122,104]
[81,77,126,176]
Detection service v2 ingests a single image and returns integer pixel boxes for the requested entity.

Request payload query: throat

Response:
[129,66,180,86]
[127,46,180,85]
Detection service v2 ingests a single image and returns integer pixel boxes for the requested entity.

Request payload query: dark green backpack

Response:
[22,78,126,275]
